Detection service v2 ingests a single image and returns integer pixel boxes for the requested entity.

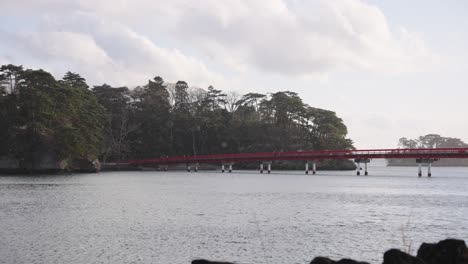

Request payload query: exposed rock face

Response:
[191,260,235,264]
[310,256,369,264]
[417,239,468,264]
[383,249,426,264]
[71,158,101,173]
[0,153,62,173]
[0,155,101,173]
[0,157,20,169]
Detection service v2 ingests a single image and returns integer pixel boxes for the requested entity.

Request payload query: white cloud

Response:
[0,10,224,87]
[70,0,435,75]
[0,0,434,85]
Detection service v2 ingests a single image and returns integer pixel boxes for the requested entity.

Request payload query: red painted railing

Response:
[115,148,468,165]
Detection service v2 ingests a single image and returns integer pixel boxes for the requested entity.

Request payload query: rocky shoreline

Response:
[192,238,468,264]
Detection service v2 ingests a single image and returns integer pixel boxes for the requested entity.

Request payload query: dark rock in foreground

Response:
[310,256,336,264]
[336,259,370,264]
[310,256,369,264]
[417,239,468,264]
[192,259,235,264]
[383,249,425,264]
[192,238,468,264]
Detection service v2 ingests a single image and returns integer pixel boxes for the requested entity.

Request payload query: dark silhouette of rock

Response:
[383,249,426,264]
[191,259,235,264]
[310,257,336,264]
[417,239,468,264]
[337,258,370,264]
[192,238,468,264]
[310,256,369,264]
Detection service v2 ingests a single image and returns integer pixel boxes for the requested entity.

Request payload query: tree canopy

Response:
[398,134,468,149]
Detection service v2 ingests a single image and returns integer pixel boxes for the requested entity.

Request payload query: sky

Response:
[1,0,467,149]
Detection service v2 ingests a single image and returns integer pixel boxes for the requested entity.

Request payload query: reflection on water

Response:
[1,166,467,263]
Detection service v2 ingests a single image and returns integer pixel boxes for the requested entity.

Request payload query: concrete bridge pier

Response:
[416,158,435,177]
[305,161,316,174]
[259,163,264,173]
[355,158,370,176]
[354,159,361,175]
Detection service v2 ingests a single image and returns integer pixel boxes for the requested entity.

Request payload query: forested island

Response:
[0,64,355,173]
[387,134,468,166]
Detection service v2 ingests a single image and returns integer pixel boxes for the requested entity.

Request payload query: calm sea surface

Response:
[1,164,467,264]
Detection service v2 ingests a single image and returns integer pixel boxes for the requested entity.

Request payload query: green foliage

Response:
[92,84,133,162]
[0,64,23,94]
[0,65,105,170]
[128,77,172,158]
[0,83,12,156]
[53,79,106,159]
[61,71,89,89]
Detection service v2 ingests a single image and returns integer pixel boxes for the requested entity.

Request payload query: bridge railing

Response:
[118,148,468,165]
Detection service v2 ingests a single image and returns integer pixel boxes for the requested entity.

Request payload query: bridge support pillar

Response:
[305,162,309,174]
[229,164,233,173]
[260,163,264,173]
[267,163,271,174]
[416,158,436,177]
[355,158,370,176]
[221,164,225,173]
[312,162,316,174]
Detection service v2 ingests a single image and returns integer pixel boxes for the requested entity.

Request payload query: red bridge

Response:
[113,148,468,177]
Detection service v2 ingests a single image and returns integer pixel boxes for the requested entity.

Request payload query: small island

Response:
[387,134,468,166]
[0,64,355,174]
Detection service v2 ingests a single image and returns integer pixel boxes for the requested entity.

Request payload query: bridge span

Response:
[115,148,468,177]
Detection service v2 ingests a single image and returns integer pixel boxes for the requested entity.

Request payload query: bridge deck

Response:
[118,148,468,165]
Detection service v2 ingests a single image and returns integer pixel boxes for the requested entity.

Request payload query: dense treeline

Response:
[388,134,468,166]
[397,134,468,149]
[0,64,354,171]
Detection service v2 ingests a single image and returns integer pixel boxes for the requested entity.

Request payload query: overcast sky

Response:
[1,0,467,148]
